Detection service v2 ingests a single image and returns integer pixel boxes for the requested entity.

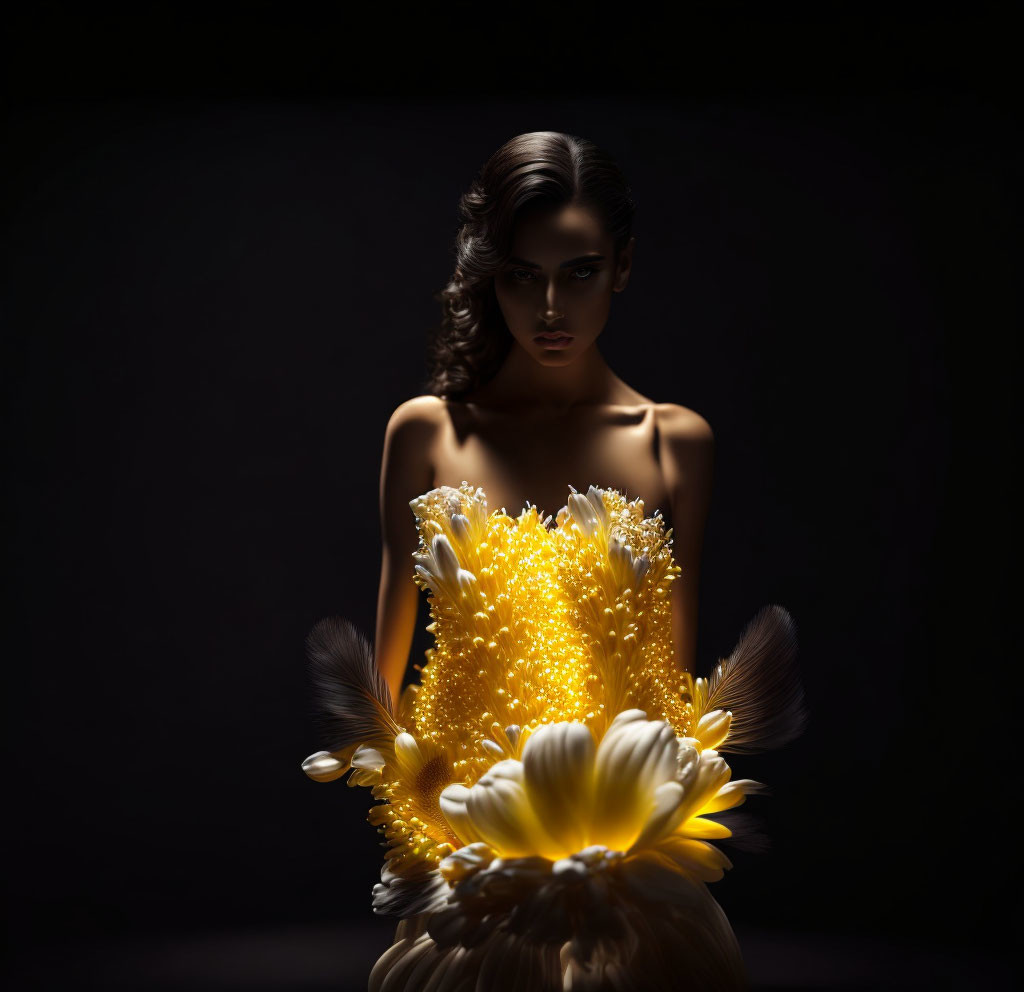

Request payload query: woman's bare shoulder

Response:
[385,394,449,435]
[381,395,448,481]
[653,402,714,444]
[380,397,446,517]
[654,404,715,509]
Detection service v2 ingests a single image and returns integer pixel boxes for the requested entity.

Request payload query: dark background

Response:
[3,5,1018,989]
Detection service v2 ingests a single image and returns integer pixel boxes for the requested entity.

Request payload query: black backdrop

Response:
[4,6,1018,989]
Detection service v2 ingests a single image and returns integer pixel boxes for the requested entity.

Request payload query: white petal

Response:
[301,750,347,782]
[522,722,596,857]
[695,709,732,751]
[449,513,471,543]
[414,564,439,596]
[591,716,680,850]
[351,746,386,771]
[439,841,496,883]
[464,761,537,855]
[552,857,588,880]
[609,537,629,568]
[607,708,649,731]
[394,732,422,768]
[439,783,486,845]
[596,718,678,793]
[442,760,555,858]
[568,492,601,537]
[585,485,609,526]
[676,742,700,785]
[431,533,462,582]
[633,552,651,585]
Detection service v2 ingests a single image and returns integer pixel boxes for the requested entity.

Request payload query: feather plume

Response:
[700,604,807,754]
[702,809,772,854]
[306,616,401,753]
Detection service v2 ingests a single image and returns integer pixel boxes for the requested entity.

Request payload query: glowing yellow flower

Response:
[438,708,753,874]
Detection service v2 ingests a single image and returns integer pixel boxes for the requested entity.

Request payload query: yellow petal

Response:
[628,780,687,851]
[680,816,732,840]
[674,751,734,824]
[346,768,381,788]
[700,780,749,815]
[659,835,733,882]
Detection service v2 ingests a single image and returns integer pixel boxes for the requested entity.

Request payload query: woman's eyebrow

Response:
[507,253,606,269]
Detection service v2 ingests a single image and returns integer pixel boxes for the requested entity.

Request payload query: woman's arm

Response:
[657,405,715,676]
[375,396,443,705]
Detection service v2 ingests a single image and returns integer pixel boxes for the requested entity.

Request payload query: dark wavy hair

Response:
[424,132,636,400]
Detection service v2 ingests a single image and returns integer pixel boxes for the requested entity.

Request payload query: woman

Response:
[374,130,715,707]
[302,132,803,991]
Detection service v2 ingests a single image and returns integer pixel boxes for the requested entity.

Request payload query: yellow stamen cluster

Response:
[552,488,694,740]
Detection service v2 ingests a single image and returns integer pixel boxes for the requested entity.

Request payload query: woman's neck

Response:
[471,341,628,412]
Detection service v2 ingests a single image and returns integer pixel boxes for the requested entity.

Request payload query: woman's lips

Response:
[534,333,574,349]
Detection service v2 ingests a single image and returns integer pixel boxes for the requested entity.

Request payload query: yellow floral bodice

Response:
[401,482,696,785]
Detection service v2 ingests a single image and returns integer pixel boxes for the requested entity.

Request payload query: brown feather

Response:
[703,604,807,754]
[306,616,401,753]
[702,808,772,854]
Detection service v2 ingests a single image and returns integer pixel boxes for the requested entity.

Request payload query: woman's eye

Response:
[506,266,598,283]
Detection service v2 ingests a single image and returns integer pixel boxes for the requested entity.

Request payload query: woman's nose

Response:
[541,280,564,321]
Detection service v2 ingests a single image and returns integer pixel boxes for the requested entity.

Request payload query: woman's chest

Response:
[430,406,673,519]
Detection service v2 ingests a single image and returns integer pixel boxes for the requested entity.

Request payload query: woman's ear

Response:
[613,236,636,293]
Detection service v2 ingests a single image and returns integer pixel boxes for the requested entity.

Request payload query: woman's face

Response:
[493,202,633,366]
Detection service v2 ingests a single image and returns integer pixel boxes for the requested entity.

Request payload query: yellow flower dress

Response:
[302,483,806,991]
